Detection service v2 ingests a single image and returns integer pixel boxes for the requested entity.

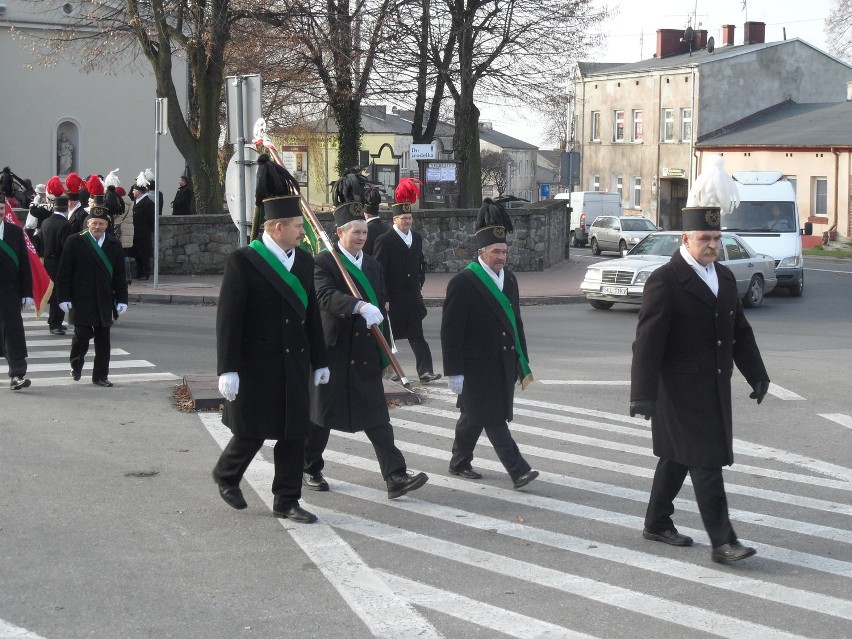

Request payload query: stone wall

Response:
[122,199,567,275]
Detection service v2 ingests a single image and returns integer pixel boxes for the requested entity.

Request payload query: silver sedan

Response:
[580,231,778,310]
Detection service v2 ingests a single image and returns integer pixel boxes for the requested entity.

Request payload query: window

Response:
[632,177,642,208]
[592,175,600,191]
[590,111,601,141]
[723,236,749,261]
[615,176,623,201]
[614,110,625,142]
[662,108,674,142]
[632,110,643,142]
[813,177,828,216]
[401,151,409,170]
[681,108,692,142]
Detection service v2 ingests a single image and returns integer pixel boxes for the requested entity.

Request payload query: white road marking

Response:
[0,360,155,374]
[768,382,805,400]
[24,349,129,359]
[0,619,49,638]
[820,414,852,431]
[327,440,852,577]
[332,479,852,621]
[198,414,443,639]
[534,379,808,402]
[20,372,181,387]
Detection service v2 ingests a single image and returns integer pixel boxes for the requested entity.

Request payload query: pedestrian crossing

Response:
[198,384,852,639]
[4,312,180,386]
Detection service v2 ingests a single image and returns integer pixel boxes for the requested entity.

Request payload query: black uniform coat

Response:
[310,247,390,433]
[630,250,768,468]
[441,265,528,425]
[41,213,72,280]
[217,246,327,441]
[372,229,427,339]
[56,232,128,327]
[66,203,87,235]
[170,184,193,216]
[0,222,32,361]
[363,217,389,255]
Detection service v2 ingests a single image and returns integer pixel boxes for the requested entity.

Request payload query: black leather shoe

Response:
[642,527,694,546]
[711,541,756,564]
[216,484,248,510]
[92,379,113,387]
[448,466,483,480]
[387,471,428,499]
[272,501,317,523]
[303,472,330,491]
[10,376,31,391]
[70,369,81,381]
[419,372,442,383]
[50,328,66,336]
[513,470,539,489]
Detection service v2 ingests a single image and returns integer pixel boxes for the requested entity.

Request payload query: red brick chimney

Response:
[722,24,736,46]
[657,29,686,58]
[694,29,708,50]
[744,21,766,45]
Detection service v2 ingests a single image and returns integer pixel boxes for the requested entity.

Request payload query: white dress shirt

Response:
[394,226,413,248]
[679,244,718,297]
[477,256,504,292]
[261,232,294,271]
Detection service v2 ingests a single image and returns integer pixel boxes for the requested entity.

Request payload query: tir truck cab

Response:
[722,171,812,296]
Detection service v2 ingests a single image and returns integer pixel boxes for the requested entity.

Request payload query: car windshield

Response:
[629,234,682,256]
[622,218,658,232]
[721,201,796,232]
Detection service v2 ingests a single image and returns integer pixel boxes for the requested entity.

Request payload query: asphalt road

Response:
[2,257,850,638]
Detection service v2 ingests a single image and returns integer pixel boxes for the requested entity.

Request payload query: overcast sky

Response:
[478,0,835,148]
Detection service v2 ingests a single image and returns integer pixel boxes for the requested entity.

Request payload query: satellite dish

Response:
[707,36,715,53]
[683,26,694,44]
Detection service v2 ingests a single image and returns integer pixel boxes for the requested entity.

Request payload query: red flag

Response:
[3,199,53,317]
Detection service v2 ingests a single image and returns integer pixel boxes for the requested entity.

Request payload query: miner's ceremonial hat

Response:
[682,206,722,232]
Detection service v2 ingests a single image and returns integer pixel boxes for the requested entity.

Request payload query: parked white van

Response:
[722,172,812,296]
[555,191,622,247]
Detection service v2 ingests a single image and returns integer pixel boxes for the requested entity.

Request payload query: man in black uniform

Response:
[0,213,34,391]
[441,202,538,488]
[303,203,428,499]
[171,175,193,216]
[41,194,72,335]
[57,192,129,387]
[630,206,770,564]
[130,181,155,280]
[214,159,329,523]
[362,185,387,256]
[372,193,439,383]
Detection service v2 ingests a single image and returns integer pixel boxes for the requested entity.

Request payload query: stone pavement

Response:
[128,257,589,306]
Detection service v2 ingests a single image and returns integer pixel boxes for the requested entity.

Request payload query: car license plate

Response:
[601,285,628,295]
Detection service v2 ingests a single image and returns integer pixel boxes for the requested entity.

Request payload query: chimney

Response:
[722,24,736,46]
[847,81,852,101]
[744,21,766,45]
[694,29,708,51]
[656,29,687,58]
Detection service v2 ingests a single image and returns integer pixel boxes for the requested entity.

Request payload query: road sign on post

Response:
[224,74,262,247]
[540,183,551,199]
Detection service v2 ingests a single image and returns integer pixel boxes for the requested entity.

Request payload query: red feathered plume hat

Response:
[46,176,65,199]
[86,175,106,210]
[65,172,84,201]
[391,178,421,216]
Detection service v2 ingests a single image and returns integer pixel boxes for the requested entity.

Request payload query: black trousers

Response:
[405,321,434,377]
[213,434,304,504]
[0,308,27,378]
[449,407,531,481]
[70,325,111,381]
[47,287,65,330]
[304,423,406,481]
[131,231,153,277]
[645,457,737,548]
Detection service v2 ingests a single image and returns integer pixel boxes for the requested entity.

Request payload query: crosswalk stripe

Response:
[326,439,852,577]
[25,349,129,359]
[0,360,154,374]
[533,380,806,401]
[0,619,49,639]
[200,415,442,639]
[820,414,852,430]
[23,372,181,387]
[407,399,852,491]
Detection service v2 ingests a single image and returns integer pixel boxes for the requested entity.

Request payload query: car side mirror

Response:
[802,221,813,236]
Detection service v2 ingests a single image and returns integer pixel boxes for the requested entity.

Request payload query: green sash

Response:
[466,261,534,388]
[248,240,307,310]
[85,232,113,278]
[339,254,389,368]
[0,236,19,270]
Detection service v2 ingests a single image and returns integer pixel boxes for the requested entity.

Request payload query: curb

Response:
[134,293,587,306]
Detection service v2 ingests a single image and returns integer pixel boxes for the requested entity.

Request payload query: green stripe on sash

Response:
[466,261,534,388]
[339,255,388,368]
[0,237,20,270]
[248,240,308,310]
[85,232,113,278]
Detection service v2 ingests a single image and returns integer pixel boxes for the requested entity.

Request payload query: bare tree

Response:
[826,0,852,63]
[480,149,510,195]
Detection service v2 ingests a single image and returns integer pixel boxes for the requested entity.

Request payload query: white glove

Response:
[313,367,330,386]
[358,302,384,328]
[21,297,34,310]
[218,372,239,402]
[59,301,72,313]
[116,303,128,316]
[448,375,464,394]
[25,213,39,230]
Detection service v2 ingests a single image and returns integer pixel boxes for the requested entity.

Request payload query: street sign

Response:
[540,183,551,198]
[410,143,436,160]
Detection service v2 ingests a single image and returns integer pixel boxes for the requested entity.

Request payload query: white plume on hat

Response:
[143,168,154,183]
[104,168,121,188]
[135,170,150,188]
[686,154,739,214]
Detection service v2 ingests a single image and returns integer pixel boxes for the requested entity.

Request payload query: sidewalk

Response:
[128,258,589,305]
